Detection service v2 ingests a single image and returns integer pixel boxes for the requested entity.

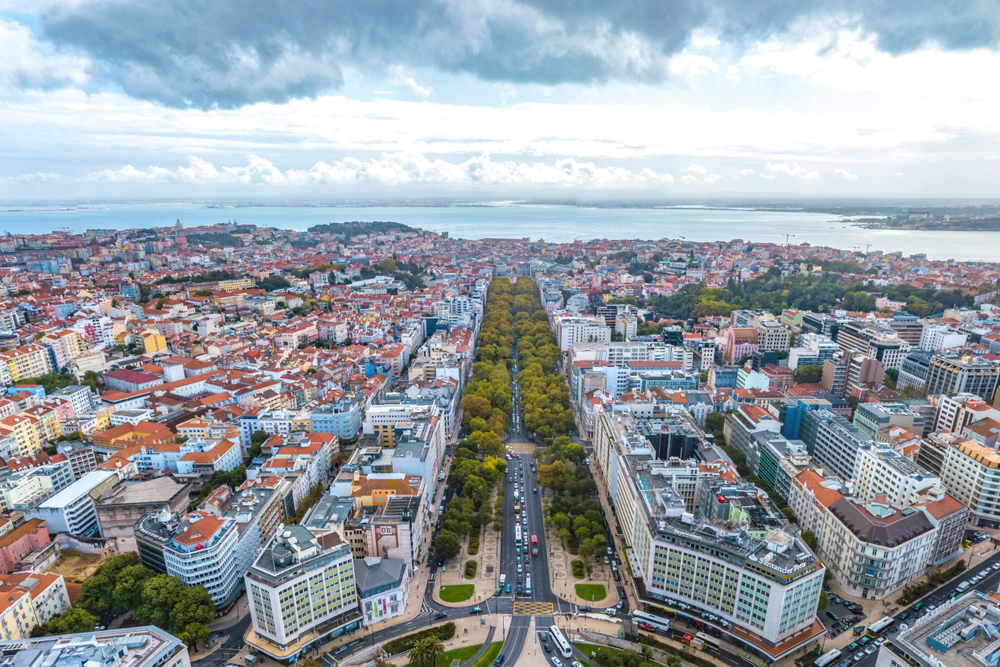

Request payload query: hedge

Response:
[384,623,456,655]
[468,538,480,556]
[571,560,585,579]
[465,561,478,579]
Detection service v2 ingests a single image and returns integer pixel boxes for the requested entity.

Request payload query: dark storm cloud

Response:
[35,0,1000,109]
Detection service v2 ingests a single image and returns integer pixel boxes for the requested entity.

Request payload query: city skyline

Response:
[2,0,1000,200]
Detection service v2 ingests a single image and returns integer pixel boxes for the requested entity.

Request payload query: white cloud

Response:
[83,153,678,189]
[0,19,90,89]
[681,172,721,185]
[765,162,819,179]
[0,172,61,184]
[835,168,859,180]
[391,67,433,98]
[740,168,754,176]
[687,164,707,175]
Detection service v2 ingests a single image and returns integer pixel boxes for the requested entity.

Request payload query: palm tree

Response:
[408,639,430,667]
[665,655,682,667]
[424,639,446,667]
[640,645,653,662]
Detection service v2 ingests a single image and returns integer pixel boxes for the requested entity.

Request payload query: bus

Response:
[515,525,522,544]
[631,611,671,634]
[867,617,895,638]
[549,626,573,658]
[499,573,506,587]
[525,576,532,595]
[814,649,842,667]
[695,633,719,650]
[514,502,521,515]
[531,535,539,556]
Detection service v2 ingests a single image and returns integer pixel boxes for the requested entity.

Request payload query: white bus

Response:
[813,649,842,667]
[525,575,532,596]
[515,525,522,543]
[549,626,573,658]
[631,611,671,633]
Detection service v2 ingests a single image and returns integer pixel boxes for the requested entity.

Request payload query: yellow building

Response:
[0,344,53,383]
[143,332,167,354]
[0,414,42,457]
[0,586,38,641]
[217,278,255,292]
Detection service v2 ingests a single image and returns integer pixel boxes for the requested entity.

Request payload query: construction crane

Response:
[784,233,796,246]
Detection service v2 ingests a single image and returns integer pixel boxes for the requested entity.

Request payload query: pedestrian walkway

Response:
[514,601,554,615]
[460,626,497,667]
[544,517,620,609]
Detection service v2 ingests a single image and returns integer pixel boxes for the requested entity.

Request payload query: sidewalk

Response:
[545,520,620,609]
[208,594,249,631]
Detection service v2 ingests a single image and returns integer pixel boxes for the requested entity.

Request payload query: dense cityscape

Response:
[0,217,996,667]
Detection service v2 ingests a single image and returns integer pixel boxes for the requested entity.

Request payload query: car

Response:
[572,662,583,667]
[875,637,885,645]
[616,601,624,609]
[899,612,911,621]
[335,646,349,655]
[517,556,522,563]
[854,654,864,663]
[506,584,512,593]
[603,557,609,565]
[607,546,613,555]
[826,612,839,621]
[518,564,523,573]
[533,487,538,493]
[579,605,592,612]
[470,607,482,614]
[493,654,505,667]
[543,645,552,654]
[434,612,448,620]
[848,643,860,653]
[865,646,877,656]
[508,477,512,482]
[552,659,564,667]
[516,586,523,595]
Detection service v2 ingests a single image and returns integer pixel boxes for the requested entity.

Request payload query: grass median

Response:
[575,584,607,601]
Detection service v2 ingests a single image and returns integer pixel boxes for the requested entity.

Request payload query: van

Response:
[957,581,971,592]
[826,611,839,621]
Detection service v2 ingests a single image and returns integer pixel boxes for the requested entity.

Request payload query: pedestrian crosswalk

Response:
[514,601,554,615]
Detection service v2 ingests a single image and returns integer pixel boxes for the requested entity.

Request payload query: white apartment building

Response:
[245,526,360,662]
[852,445,941,508]
[556,316,611,352]
[817,497,937,599]
[25,470,117,536]
[934,393,1000,434]
[920,325,968,352]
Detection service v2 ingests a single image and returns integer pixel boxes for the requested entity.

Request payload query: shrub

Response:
[465,561,478,579]
[384,623,456,655]
[571,560,585,579]
[468,538,479,556]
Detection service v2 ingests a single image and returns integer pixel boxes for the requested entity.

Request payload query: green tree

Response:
[792,365,824,384]
[170,586,215,634]
[112,563,155,611]
[32,607,97,636]
[434,530,462,561]
[801,530,818,551]
[135,574,185,628]
[817,590,830,611]
[179,622,210,649]
[77,553,142,621]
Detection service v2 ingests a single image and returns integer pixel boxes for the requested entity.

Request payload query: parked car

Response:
[579,606,592,612]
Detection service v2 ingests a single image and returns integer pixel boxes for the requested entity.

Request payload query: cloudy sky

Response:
[2,0,999,201]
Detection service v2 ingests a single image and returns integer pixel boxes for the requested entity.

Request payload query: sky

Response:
[1,0,1000,201]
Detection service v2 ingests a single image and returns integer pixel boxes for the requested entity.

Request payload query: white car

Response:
[552,660,563,667]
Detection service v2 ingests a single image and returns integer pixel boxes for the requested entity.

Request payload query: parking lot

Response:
[820,588,867,640]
